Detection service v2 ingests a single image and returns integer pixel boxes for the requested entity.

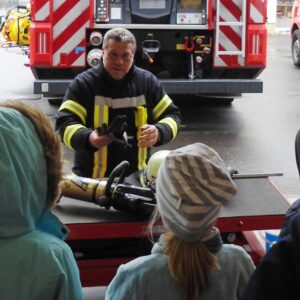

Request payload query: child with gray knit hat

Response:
[106,143,255,300]
[156,142,237,243]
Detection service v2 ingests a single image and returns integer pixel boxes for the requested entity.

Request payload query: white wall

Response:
[268,0,277,24]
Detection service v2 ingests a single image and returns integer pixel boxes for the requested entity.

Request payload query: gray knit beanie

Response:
[156,143,237,242]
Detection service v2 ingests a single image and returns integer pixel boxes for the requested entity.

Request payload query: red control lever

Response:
[184,36,195,53]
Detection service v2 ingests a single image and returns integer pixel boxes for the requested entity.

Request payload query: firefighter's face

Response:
[103,40,135,80]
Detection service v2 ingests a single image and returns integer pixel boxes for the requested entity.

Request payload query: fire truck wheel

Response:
[194,95,235,105]
[220,98,234,105]
[212,97,234,105]
[292,29,300,67]
[47,98,63,106]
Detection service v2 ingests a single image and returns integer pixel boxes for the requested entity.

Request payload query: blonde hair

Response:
[149,208,219,300]
[164,232,219,299]
[0,101,63,205]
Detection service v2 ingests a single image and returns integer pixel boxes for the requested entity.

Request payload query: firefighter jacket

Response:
[56,62,181,178]
[0,107,83,300]
[105,232,255,300]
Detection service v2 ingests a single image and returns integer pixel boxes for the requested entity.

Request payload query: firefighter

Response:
[56,27,181,179]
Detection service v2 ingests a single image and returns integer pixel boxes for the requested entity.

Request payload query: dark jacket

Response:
[56,62,181,177]
[243,200,300,300]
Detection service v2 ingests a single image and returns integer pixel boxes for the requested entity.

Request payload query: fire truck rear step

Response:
[34,78,263,97]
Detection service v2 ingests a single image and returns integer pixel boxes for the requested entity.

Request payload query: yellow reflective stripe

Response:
[94,104,100,128]
[100,106,109,178]
[63,124,85,149]
[139,148,147,171]
[92,104,100,179]
[92,104,109,179]
[158,117,178,140]
[59,100,87,125]
[135,106,148,128]
[135,106,148,171]
[152,95,172,121]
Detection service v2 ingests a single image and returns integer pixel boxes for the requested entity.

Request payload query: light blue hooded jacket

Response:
[106,232,255,300]
[0,107,83,300]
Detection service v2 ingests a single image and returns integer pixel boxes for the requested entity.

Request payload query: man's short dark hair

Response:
[103,27,136,49]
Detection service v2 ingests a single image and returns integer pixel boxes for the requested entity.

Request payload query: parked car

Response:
[291,0,300,66]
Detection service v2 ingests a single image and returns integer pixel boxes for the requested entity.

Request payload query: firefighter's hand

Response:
[89,130,113,149]
[138,124,159,148]
[107,115,128,138]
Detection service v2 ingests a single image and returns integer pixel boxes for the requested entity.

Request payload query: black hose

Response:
[104,161,129,197]
[95,161,130,209]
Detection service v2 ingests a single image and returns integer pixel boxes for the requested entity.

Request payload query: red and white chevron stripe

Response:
[52,0,91,66]
[249,0,267,24]
[31,0,50,22]
[32,0,91,67]
[213,0,245,67]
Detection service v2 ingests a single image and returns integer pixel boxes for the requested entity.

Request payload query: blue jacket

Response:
[106,232,255,300]
[0,107,83,300]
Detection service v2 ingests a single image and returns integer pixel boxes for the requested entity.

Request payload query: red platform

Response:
[55,177,290,286]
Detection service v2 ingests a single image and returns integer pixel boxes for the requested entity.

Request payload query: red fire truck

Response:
[291,0,300,66]
[30,0,267,103]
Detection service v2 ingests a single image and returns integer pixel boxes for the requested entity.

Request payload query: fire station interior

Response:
[0,0,298,299]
